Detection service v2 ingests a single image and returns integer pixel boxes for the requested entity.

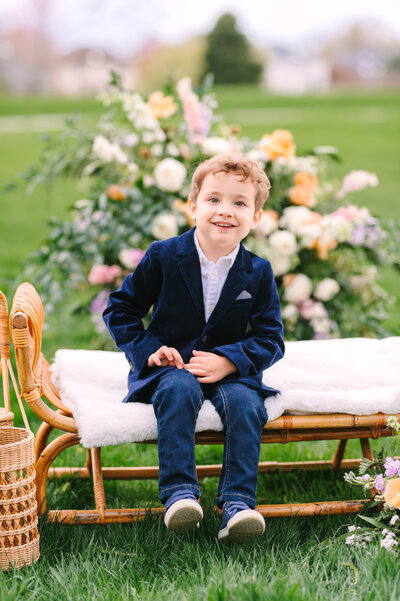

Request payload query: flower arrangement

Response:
[19,74,398,345]
[343,416,400,553]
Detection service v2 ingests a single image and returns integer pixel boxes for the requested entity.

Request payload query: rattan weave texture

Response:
[0,291,40,570]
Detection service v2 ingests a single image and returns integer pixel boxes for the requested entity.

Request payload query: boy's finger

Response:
[152,355,161,366]
[192,350,209,356]
[171,348,184,367]
[162,347,173,361]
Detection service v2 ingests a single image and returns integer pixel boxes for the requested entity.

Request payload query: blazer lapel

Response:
[205,244,252,332]
[177,229,205,324]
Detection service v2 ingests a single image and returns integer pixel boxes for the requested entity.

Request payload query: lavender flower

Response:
[374,474,385,491]
[384,458,400,478]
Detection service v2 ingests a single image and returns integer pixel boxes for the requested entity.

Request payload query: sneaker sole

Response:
[218,509,265,544]
[164,499,203,534]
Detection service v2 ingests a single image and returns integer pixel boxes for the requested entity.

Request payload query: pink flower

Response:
[337,170,378,199]
[88,264,122,285]
[119,248,145,270]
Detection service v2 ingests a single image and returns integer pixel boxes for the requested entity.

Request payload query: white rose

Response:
[279,206,314,234]
[269,230,297,256]
[151,143,163,157]
[154,158,187,192]
[322,215,352,242]
[201,137,231,156]
[254,211,279,238]
[269,254,291,276]
[151,214,178,240]
[284,274,312,304]
[166,143,180,157]
[282,303,299,322]
[314,278,340,302]
[246,149,266,168]
[288,155,318,174]
[297,223,323,248]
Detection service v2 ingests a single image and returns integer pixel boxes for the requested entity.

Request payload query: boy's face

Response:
[188,171,262,260]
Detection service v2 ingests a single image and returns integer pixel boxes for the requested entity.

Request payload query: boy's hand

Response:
[147,346,184,369]
[184,350,237,383]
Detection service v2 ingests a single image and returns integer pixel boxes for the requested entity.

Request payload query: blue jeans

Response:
[147,369,268,508]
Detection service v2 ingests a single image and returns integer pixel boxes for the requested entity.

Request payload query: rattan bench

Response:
[5,283,400,525]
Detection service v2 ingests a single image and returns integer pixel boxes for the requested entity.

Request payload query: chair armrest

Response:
[12,311,77,434]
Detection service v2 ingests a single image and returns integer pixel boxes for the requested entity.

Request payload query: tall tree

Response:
[204,13,263,84]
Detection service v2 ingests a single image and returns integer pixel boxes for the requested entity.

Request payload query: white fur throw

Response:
[49,337,400,448]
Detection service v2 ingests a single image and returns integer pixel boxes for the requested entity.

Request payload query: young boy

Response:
[103,154,284,543]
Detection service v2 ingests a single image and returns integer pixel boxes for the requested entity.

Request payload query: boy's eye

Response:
[208,197,219,203]
[235,200,246,207]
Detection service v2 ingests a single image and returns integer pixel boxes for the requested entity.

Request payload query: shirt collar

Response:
[194,229,240,269]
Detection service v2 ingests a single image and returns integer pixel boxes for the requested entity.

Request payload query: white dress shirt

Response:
[194,231,240,322]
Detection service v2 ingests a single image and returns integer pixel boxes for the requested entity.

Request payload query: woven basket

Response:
[0,408,14,429]
[0,427,40,570]
[0,291,40,570]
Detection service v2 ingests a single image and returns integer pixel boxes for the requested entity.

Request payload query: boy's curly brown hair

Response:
[189,154,271,212]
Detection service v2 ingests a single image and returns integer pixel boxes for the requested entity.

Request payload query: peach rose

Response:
[147,91,178,119]
[289,171,319,208]
[289,185,317,208]
[106,185,127,201]
[259,129,296,161]
[384,477,400,508]
[294,172,318,190]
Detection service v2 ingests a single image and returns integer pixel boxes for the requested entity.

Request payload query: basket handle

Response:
[0,291,31,432]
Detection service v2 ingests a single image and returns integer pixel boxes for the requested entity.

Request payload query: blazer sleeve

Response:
[102,242,164,377]
[212,262,284,377]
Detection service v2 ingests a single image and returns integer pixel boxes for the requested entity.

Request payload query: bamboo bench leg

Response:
[332,439,348,471]
[360,438,373,461]
[90,447,107,522]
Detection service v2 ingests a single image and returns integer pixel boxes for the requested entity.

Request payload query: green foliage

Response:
[204,13,263,84]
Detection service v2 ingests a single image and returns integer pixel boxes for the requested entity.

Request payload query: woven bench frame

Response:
[6,283,400,524]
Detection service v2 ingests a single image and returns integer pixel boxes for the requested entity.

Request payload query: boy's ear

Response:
[251,209,263,229]
[188,198,196,220]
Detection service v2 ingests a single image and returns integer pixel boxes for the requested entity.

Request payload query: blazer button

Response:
[202,335,207,342]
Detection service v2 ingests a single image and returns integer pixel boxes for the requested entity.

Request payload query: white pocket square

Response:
[235,290,252,300]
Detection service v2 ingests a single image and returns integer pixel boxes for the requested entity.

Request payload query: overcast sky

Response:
[1,0,399,57]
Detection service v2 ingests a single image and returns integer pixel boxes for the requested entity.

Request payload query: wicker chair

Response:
[7,282,398,525]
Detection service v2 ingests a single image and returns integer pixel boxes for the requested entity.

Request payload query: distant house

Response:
[51,48,136,95]
[264,47,330,94]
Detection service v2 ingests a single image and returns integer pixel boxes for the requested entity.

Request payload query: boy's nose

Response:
[217,203,233,216]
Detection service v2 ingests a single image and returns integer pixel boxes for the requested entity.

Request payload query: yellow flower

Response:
[259,129,295,161]
[384,477,400,508]
[147,91,178,120]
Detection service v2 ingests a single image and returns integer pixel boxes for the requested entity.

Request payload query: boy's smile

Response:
[188,171,262,262]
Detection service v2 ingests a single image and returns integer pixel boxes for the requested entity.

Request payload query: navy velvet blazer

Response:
[103,228,285,403]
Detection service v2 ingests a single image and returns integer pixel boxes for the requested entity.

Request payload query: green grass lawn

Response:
[1,87,400,599]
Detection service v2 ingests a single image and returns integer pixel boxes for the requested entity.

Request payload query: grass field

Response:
[1,86,400,599]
